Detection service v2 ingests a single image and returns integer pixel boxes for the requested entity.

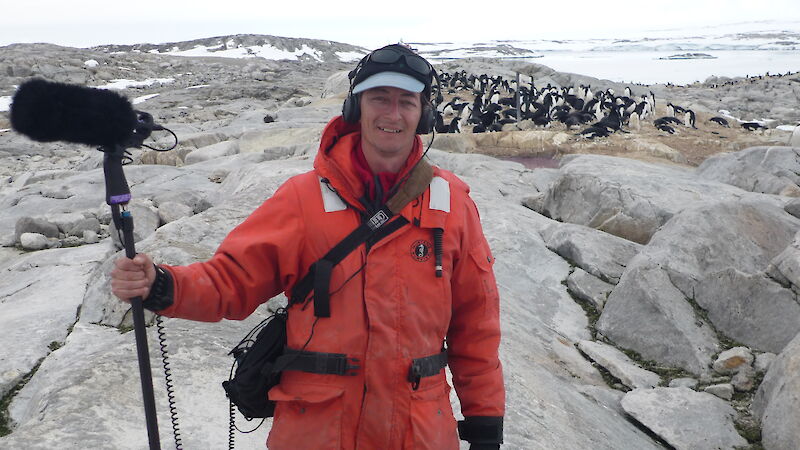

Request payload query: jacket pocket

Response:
[408,383,459,450]
[469,243,499,315]
[267,383,344,450]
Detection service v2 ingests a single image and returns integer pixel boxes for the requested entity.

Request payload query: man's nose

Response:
[385,99,402,119]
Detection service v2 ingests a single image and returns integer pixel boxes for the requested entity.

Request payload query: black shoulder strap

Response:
[289,206,409,317]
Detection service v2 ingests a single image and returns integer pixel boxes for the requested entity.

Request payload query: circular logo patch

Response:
[411,240,432,262]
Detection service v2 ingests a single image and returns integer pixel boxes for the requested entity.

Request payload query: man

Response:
[111,44,504,450]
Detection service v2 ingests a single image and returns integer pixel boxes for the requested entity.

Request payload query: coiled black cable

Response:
[228,401,236,450]
[156,315,183,450]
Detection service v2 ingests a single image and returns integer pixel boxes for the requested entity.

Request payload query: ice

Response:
[95,78,175,90]
[0,95,11,113]
[132,93,160,104]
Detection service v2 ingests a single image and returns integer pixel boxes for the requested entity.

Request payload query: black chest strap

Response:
[289,207,409,317]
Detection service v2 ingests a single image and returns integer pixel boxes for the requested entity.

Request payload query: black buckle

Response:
[408,362,422,391]
[343,357,360,376]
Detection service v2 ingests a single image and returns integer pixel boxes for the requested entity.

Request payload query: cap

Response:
[352,71,425,94]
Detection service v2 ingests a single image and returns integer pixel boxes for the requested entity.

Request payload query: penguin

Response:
[657,124,676,134]
[579,125,611,139]
[629,112,641,131]
[654,116,683,127]
[683,109,696,128]
[741,122,766,131]
[447,117,461,133]
[709,116,730,127]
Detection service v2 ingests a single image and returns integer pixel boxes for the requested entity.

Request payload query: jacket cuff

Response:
[458,416,503,445]
[142,264,174,312]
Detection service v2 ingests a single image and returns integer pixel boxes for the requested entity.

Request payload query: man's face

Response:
[359,86,422,163]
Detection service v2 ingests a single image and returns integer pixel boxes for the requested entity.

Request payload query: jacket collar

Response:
[314,116,423,209]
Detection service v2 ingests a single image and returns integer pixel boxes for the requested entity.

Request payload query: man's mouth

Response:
[378,126,401,133]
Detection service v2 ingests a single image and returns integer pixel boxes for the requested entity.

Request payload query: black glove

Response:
[470,444,500,450]
[458,416,503,448]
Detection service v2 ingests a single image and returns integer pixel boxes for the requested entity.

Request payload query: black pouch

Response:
[222,308,287,419]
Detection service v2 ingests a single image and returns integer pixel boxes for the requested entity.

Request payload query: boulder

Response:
[597,262,720,376]
[540,222,643,284]
[754,352,776,373]
[598,198,800,374]
[704,383,734,401]
[157,201,194,225]
[66,217,101,237]
[712,347,754,374]
[577,340,661,389]
[19,232,49,251]
[621,387,748,450]
[696,146,800,195]
[541,155,753,244]
[320,70,350,98]
[184,140,239,165]
[694,269,800,353]
[789,126,800,147]
[237,126,323,154]
[566,268,614,311]
[15,217,59,242]
[752,333,800,450]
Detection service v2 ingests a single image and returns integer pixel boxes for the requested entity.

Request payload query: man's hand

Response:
[111,253,156,302]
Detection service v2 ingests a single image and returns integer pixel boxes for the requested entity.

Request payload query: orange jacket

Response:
[158,116,504,449]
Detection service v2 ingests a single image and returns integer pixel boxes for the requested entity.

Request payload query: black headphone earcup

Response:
[416,106,435,134]
[342,94,360,123]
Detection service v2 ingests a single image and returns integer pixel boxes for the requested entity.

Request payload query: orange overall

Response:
[157,117,504,449]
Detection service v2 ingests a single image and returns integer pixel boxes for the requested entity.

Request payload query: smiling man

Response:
[111,43,505,449]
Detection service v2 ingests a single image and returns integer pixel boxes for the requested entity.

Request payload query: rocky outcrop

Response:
[622,387,748,449]
[752,333,800,449]
[696,146,800,196]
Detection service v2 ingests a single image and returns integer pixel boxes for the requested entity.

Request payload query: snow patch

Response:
[0,96,12,112]
[96,78,175,90]
[83,59,99,68]
[132,94,160,104]
[185,84,210,89]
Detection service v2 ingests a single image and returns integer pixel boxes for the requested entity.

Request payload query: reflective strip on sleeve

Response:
[320,177,347,212]
[429,176,450,212]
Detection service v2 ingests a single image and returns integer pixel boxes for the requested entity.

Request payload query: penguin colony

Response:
[430,69,777,138]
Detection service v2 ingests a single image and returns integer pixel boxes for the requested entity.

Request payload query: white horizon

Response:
[1,1,799,49]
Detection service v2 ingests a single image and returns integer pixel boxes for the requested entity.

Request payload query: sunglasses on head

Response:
[368,48,432,77]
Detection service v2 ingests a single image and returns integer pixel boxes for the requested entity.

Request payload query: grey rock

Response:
[754,352,777,373]
[784,197,800,219]
[109,202,160,249]
[704,383,734,400]
[19,233,49,251]
[540,222,642,284]
[566,268,614,311]
[0,244,110,398]
[695,269,800,353]
[521,192,546,214]
[599,198,800,375]
[731,365,756,392]
[67,217,101,237]
[577,340,662,389]
[15,217,59,242]
[621,387,747,450]
[184,140,239,165]
[157,201,194,224]
[752,333,800,450]
[696,146,800,196]
[766,229,800,294]
[597,262,719,376]
[528,168,561,193]
[668,378,699,389]
[713,347,754,374]
[46,212,88,234]
[540,154,753,244]
[789,126,800,147]
[321,70,350,98]
[237,126,323,154]
[82,230,99,244]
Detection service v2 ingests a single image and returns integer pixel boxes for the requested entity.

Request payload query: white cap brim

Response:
[352,72,425,94]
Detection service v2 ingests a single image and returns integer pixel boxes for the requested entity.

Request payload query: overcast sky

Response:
[1,0,799,48]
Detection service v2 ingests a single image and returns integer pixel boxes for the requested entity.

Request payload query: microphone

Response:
[10,78,139,147]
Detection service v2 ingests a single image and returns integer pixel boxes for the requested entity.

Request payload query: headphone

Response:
[342,51,442,135]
